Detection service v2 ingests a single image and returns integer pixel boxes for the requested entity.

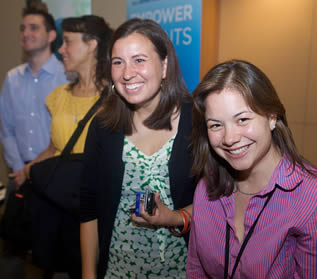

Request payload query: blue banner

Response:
[127,0,201,93]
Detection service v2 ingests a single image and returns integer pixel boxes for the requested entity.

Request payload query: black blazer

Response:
[80,102,196,279]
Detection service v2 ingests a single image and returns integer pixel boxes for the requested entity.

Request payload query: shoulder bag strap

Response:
[61,94,103,157]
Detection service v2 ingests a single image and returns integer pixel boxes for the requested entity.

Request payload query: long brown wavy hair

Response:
[192,59,316,200]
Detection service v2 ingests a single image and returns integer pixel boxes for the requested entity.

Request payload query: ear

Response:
[87,39,98,54]
[48,30,57,45]
[269,114,277,131]
[162,56,168,79]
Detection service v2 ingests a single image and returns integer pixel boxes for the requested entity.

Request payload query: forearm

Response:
[80,220,99,279]
[32,141,56,163]
[0,91,24,171]
[24,141,56,179]
[0,135,25,171]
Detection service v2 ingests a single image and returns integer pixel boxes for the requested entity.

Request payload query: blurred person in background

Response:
[0,8,67,279]
[24,15,113,279]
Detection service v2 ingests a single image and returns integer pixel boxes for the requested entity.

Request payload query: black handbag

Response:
[30,95,103,215]
[0,180,32,251]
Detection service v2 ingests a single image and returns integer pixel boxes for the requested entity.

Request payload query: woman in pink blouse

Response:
[187,60,317,278]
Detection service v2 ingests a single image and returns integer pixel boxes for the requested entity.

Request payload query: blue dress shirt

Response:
[0,54,68,171]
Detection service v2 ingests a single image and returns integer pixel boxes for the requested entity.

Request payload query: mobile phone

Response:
[134,189,156,216]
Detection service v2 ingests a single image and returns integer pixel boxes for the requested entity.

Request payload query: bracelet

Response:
[168,208,191,237]
[181,208,192,231]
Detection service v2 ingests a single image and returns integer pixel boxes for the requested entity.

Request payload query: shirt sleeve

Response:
[0,76,25,171]
[294,207,317,278]
[186,181,210,278]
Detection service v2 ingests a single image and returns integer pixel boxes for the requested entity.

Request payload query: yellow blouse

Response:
[46,84,100,155]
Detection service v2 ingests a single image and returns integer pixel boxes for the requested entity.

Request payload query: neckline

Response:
[124,135,176,158]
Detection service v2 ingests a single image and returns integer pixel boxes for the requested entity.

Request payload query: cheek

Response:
[246,121,269,139]
[207,131,222,148]
[111,68,121,82]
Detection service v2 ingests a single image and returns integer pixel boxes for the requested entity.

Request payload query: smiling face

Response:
[111,32,167,109]
[20,15,55,56]
[205,88,279,175]
[59,32,95,73]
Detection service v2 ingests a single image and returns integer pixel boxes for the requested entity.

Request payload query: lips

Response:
[22,40,34,47]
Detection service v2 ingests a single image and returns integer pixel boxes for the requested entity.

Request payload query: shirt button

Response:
[30,112,35,117]
[34,78,38,83]
[29,130,33,134]
[28,147,33,151]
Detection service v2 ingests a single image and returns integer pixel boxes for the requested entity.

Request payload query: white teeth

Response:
[229,146,248,155]
[126,83,143,90]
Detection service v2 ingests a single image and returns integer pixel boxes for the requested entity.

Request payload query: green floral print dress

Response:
[105,137,187,279]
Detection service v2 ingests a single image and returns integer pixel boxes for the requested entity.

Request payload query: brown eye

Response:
[238,118,249,125]
[207,123,222,131]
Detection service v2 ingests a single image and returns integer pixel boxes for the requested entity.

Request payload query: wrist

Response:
[168,208,192,237]
[24,162,33,180]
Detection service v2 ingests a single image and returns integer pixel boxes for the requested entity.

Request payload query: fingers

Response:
[154,192,161,206]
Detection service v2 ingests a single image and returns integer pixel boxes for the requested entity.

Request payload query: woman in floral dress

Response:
[80,18,196,279]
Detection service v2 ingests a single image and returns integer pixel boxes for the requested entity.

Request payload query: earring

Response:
[160,79,165,91]
[270,122,276,131]
[111,84,115,93]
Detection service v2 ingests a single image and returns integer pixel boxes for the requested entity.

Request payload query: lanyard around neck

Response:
[224,188,276,279]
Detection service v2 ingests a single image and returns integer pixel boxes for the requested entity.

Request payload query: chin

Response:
[224,157,253,172]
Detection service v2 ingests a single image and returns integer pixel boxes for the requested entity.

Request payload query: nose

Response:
[21,28,30,37]
[123,64,136,81]
[223,125,240,146]
[58,43,65,55]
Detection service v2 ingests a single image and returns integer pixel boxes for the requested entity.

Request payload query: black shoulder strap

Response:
[61,94,103,157]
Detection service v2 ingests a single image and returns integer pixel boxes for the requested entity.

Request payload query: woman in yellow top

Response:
[24,15,113,279]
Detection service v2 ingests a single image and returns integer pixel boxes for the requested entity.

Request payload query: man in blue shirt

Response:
[0,8,68,188]
[0,7,68,279]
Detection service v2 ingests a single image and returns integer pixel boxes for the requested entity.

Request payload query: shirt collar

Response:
[24,54,61,75]
[219,154,303,202]
[259,154,304,195]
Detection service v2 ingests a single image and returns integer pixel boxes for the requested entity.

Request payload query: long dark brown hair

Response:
[192,59,316,200]
[61,15,113,92]
[97,18,190,135]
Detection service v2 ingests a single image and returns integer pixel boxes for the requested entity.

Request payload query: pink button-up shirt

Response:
[187,156,317,278]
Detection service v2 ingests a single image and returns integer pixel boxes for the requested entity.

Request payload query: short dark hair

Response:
[98,18,190,134]
[22,8,56,32]
[22,8,57,52]
[192,59,316,200]
[61,15,113,92]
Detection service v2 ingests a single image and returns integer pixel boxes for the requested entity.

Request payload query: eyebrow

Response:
[205,110,250,122]
[132,53,148,58]
[111,53,148,60]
